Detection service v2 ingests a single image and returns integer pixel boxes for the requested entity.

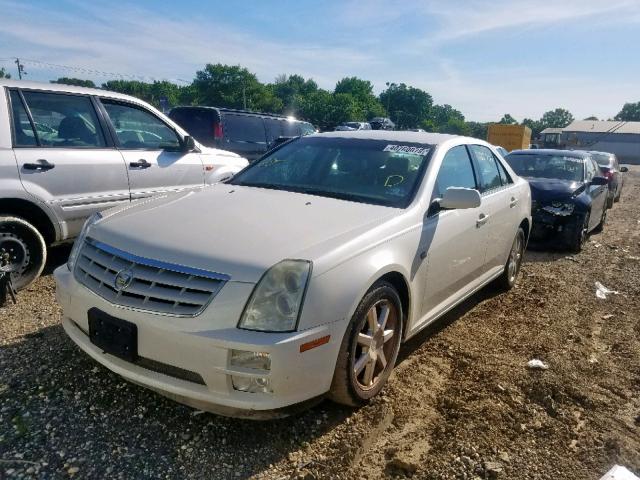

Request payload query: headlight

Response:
[67,212,102,271]
[542,202,575,216]
[238,260,311,332]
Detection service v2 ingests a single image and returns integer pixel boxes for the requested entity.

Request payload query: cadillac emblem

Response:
[114,269,134,292]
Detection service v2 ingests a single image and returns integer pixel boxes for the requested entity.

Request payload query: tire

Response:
[495,227,525,291]
[568,212,590,253]
[614,187,622,203]
[593,206,607,233]
[329,281,403,407]
[606,193,614,209]
[0,216,47,291]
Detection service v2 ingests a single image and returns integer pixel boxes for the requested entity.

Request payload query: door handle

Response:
[509,197,518,208]
[476,213,490,227]
[23,159,55,171]
[129,159,151,169]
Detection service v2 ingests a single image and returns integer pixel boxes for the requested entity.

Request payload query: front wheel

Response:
[496,227,525,290]
[329,281,403,406]
[593,205,607,233]
[0,216,47,291]
[568,212,590,253]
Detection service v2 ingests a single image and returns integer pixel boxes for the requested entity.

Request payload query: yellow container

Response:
[487,124,532,152]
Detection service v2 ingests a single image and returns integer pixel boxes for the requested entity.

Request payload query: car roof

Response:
[0,78,136,102]
[507,148,590,159]
[171,105,311,123]
[312,130,465,145]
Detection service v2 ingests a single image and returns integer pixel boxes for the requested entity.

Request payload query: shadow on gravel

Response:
[0,322,350,479]
[42,244,72,276]
[396,281,503,366]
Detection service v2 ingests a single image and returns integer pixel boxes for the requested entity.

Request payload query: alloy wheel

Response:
[352,299,399,390]
[507,233,524,284]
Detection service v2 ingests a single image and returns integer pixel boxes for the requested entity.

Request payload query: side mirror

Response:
[439,187,482,210]
[182,135,196,152]
[591,176,608,186]
[620,166,629,173]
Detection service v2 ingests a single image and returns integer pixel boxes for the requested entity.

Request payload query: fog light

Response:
[231,376,272,393]
[230,350,271,371]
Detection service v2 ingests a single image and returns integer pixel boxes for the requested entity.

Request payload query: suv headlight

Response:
[238,260,312,332]
[67,212,102,271]
[542,201,575,216]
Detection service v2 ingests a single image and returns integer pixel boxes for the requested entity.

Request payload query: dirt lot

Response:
[1,168,639,480]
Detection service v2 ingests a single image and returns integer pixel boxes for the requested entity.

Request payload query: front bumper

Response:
[54,266,345,418]
[529,209,583,246]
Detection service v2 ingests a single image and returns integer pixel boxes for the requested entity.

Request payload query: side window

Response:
[585,158,596,181]
[21,91,106,148]
[224,114,266,144]
[469,145,502,192]
[264,118,284,143]
[282,121,300,137]
[495,158,513,185]
[102,100,180,150]
[433,145,477,199]
[9,90,37,147]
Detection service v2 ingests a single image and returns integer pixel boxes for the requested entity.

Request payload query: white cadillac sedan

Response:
[54,131,531,418]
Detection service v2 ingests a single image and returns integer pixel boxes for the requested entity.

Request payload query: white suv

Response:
[0,80,248,290]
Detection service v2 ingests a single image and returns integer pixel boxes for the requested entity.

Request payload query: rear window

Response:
[223,114,266,144]
[591,153,612,167]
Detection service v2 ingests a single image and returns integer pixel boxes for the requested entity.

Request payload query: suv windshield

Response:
[228,137,433,208]
[506,153,584,182]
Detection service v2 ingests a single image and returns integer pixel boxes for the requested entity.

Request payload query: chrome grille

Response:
[74,239,228,316]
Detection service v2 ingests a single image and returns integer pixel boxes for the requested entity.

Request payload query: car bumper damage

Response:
[529,208,584,246]
[54,266,343,418]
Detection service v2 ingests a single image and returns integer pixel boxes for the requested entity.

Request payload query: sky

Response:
[1,0,639,122]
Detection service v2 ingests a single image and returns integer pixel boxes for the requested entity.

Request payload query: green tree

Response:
[522,118,544,137]
[0,67,11,79]
[379,83,432,129]
[541,108,574,129]
[51,77,96,88]
[101,80,193,109]
[424,104,465,131]
[300,90,361,131]
[334,77,386,120]
[465,121,489,140]
[269,74,318,116]
[499,113,517,124]
[192,63,282,112]
[614,102,640,121]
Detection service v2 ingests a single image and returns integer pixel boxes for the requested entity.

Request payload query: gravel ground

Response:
[1,167,639,480]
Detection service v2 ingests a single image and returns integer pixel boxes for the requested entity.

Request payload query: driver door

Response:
[99,99,205,200]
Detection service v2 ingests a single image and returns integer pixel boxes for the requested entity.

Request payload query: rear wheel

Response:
[329,281,403,406]
[496,227,525,290]
[0,216,47,291]
[569,212,590,253]
[593,206,607,233]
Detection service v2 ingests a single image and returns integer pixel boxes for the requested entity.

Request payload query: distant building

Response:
[561,120,640,164]
[539,127,564,149]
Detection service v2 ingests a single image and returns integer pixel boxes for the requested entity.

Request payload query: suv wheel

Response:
[0,216,47,290]
[329,281,403,406]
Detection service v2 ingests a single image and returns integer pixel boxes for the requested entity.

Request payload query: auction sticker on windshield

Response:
[383,144,431,156]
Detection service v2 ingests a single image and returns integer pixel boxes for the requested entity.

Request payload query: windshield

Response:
[506,154,584,182]
[229,137,433,208]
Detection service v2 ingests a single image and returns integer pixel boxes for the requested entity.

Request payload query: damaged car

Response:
[55,131,531,418]
[505,149,608,252]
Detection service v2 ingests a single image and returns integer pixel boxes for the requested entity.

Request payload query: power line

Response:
[0,57,190,85]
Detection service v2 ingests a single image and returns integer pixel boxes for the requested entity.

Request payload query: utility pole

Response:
[14,58,26,80]
[242,84,247,110]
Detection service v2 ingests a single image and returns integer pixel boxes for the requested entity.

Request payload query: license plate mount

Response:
[88,308,138,362]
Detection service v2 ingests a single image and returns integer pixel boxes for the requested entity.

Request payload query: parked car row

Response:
[53,130,532,418]
[503,148,627,252]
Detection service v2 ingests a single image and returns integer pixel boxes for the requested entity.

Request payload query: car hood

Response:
[91,185,398,283]
[525,177,584,202]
